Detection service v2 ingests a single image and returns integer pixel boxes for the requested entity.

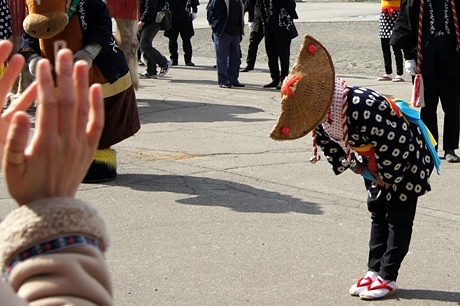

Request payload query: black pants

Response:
[245,30,264,68]
[167,27,193,63]
[264,32,291,83]
[380,38,403,76]
[365,179,418,281]
[420,56,460,151]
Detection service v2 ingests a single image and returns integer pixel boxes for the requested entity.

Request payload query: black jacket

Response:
[390,0,460,60]
[207,0,244,36]
[246,0,298,40]
[140,0,165,25]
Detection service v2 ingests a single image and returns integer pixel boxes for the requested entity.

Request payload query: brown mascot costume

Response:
[19,0,141,183]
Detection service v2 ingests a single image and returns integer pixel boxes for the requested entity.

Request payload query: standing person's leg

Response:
[166,27,180,65]
[139,23,160,76]
[420,58,440,149]
[213,32,231,87]
[180,30,194,66]
[349,179,386,297]
[137,31,144,65]
[358,181,416,300]
[377,195,417,282]
[144,23,171,77]
[242,30,264,71]
[263,32,280,88]
[393,45,404,76]
[438,59,460,161]
[228,34,243,86]
[277,38,292,89]
[379,38,393,80]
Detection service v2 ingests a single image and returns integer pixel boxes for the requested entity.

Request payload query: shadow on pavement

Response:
[136,99,272,124]
[115,173,323,215]
[389,289,460,303]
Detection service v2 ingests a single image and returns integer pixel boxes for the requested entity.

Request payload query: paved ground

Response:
[1,1,459,305]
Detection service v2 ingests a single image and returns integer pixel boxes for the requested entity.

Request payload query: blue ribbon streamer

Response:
[395,99,441,175]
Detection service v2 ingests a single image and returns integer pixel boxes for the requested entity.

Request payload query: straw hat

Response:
[270,35,335,141]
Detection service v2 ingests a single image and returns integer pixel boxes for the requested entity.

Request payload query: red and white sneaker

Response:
[378,74,392,81]
[349,271,378,296]
[359,276,398,300]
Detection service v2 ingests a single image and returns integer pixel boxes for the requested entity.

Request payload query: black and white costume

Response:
[315,82,435,281]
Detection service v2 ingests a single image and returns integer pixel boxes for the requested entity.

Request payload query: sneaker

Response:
[139,71,157,79]
[159,60,172,77]
[219,84,232,88]
[359,276,398,300]
[392,75,405,82]
[378,74,392,81]
[349,271,378,296]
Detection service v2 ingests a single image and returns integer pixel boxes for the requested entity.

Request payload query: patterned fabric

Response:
[322,77,349,155]
[379,10,399,39]
[0,0,11,39]
[315,86,434,202]
[4,235,102,280]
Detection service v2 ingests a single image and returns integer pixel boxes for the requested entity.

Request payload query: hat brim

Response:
[270,35,335,141]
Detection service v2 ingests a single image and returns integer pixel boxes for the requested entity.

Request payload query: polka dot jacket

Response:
[379,10,399,39]
[315,86,434,202]
[0,0,11,40]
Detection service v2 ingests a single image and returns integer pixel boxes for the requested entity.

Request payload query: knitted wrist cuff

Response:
[0,198,110,273]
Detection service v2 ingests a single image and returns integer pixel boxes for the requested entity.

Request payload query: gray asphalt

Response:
[1,1,459,305]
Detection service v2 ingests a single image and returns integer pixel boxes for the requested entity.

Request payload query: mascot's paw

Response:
[83,149,117,183]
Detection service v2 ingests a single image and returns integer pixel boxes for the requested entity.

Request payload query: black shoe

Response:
[240,66,254,72]
[219,84,232,88]
[263,81,279,88]
[186,61,195,66]
[445,150,460,163]
[232,82,245,88]
[276,82,282,90]
[171,61,178,66]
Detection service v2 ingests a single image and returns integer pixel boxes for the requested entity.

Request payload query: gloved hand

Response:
[405,59,417,75]
[191,12,197,20]
[248,22,255,31]
[73,49,94,68]
[73,43,102,68]
[28,53,45,77]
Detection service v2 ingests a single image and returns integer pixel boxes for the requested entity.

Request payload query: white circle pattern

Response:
[0,0,11,40]
[314,86,434,203]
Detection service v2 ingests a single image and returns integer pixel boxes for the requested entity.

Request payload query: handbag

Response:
[155,2,172,31]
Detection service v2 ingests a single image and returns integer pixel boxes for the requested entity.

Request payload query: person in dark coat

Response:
[139,0,172,78]
[240,0,264,72]
[207,0,245,88]
[164,0,200,66]
[390,0,460,162]
[247,0,298,89]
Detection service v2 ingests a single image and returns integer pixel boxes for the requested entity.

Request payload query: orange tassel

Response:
[412,74,425,107]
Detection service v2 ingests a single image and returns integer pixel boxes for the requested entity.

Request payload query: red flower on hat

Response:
[280,126,290,135]
[307,44,317,54]
[281,75,301,98]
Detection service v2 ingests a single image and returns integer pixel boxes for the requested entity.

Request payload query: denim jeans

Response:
[140,22,168,75]
[213,32,241,86]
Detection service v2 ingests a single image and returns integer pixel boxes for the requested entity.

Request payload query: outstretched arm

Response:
[3,49,104,204]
